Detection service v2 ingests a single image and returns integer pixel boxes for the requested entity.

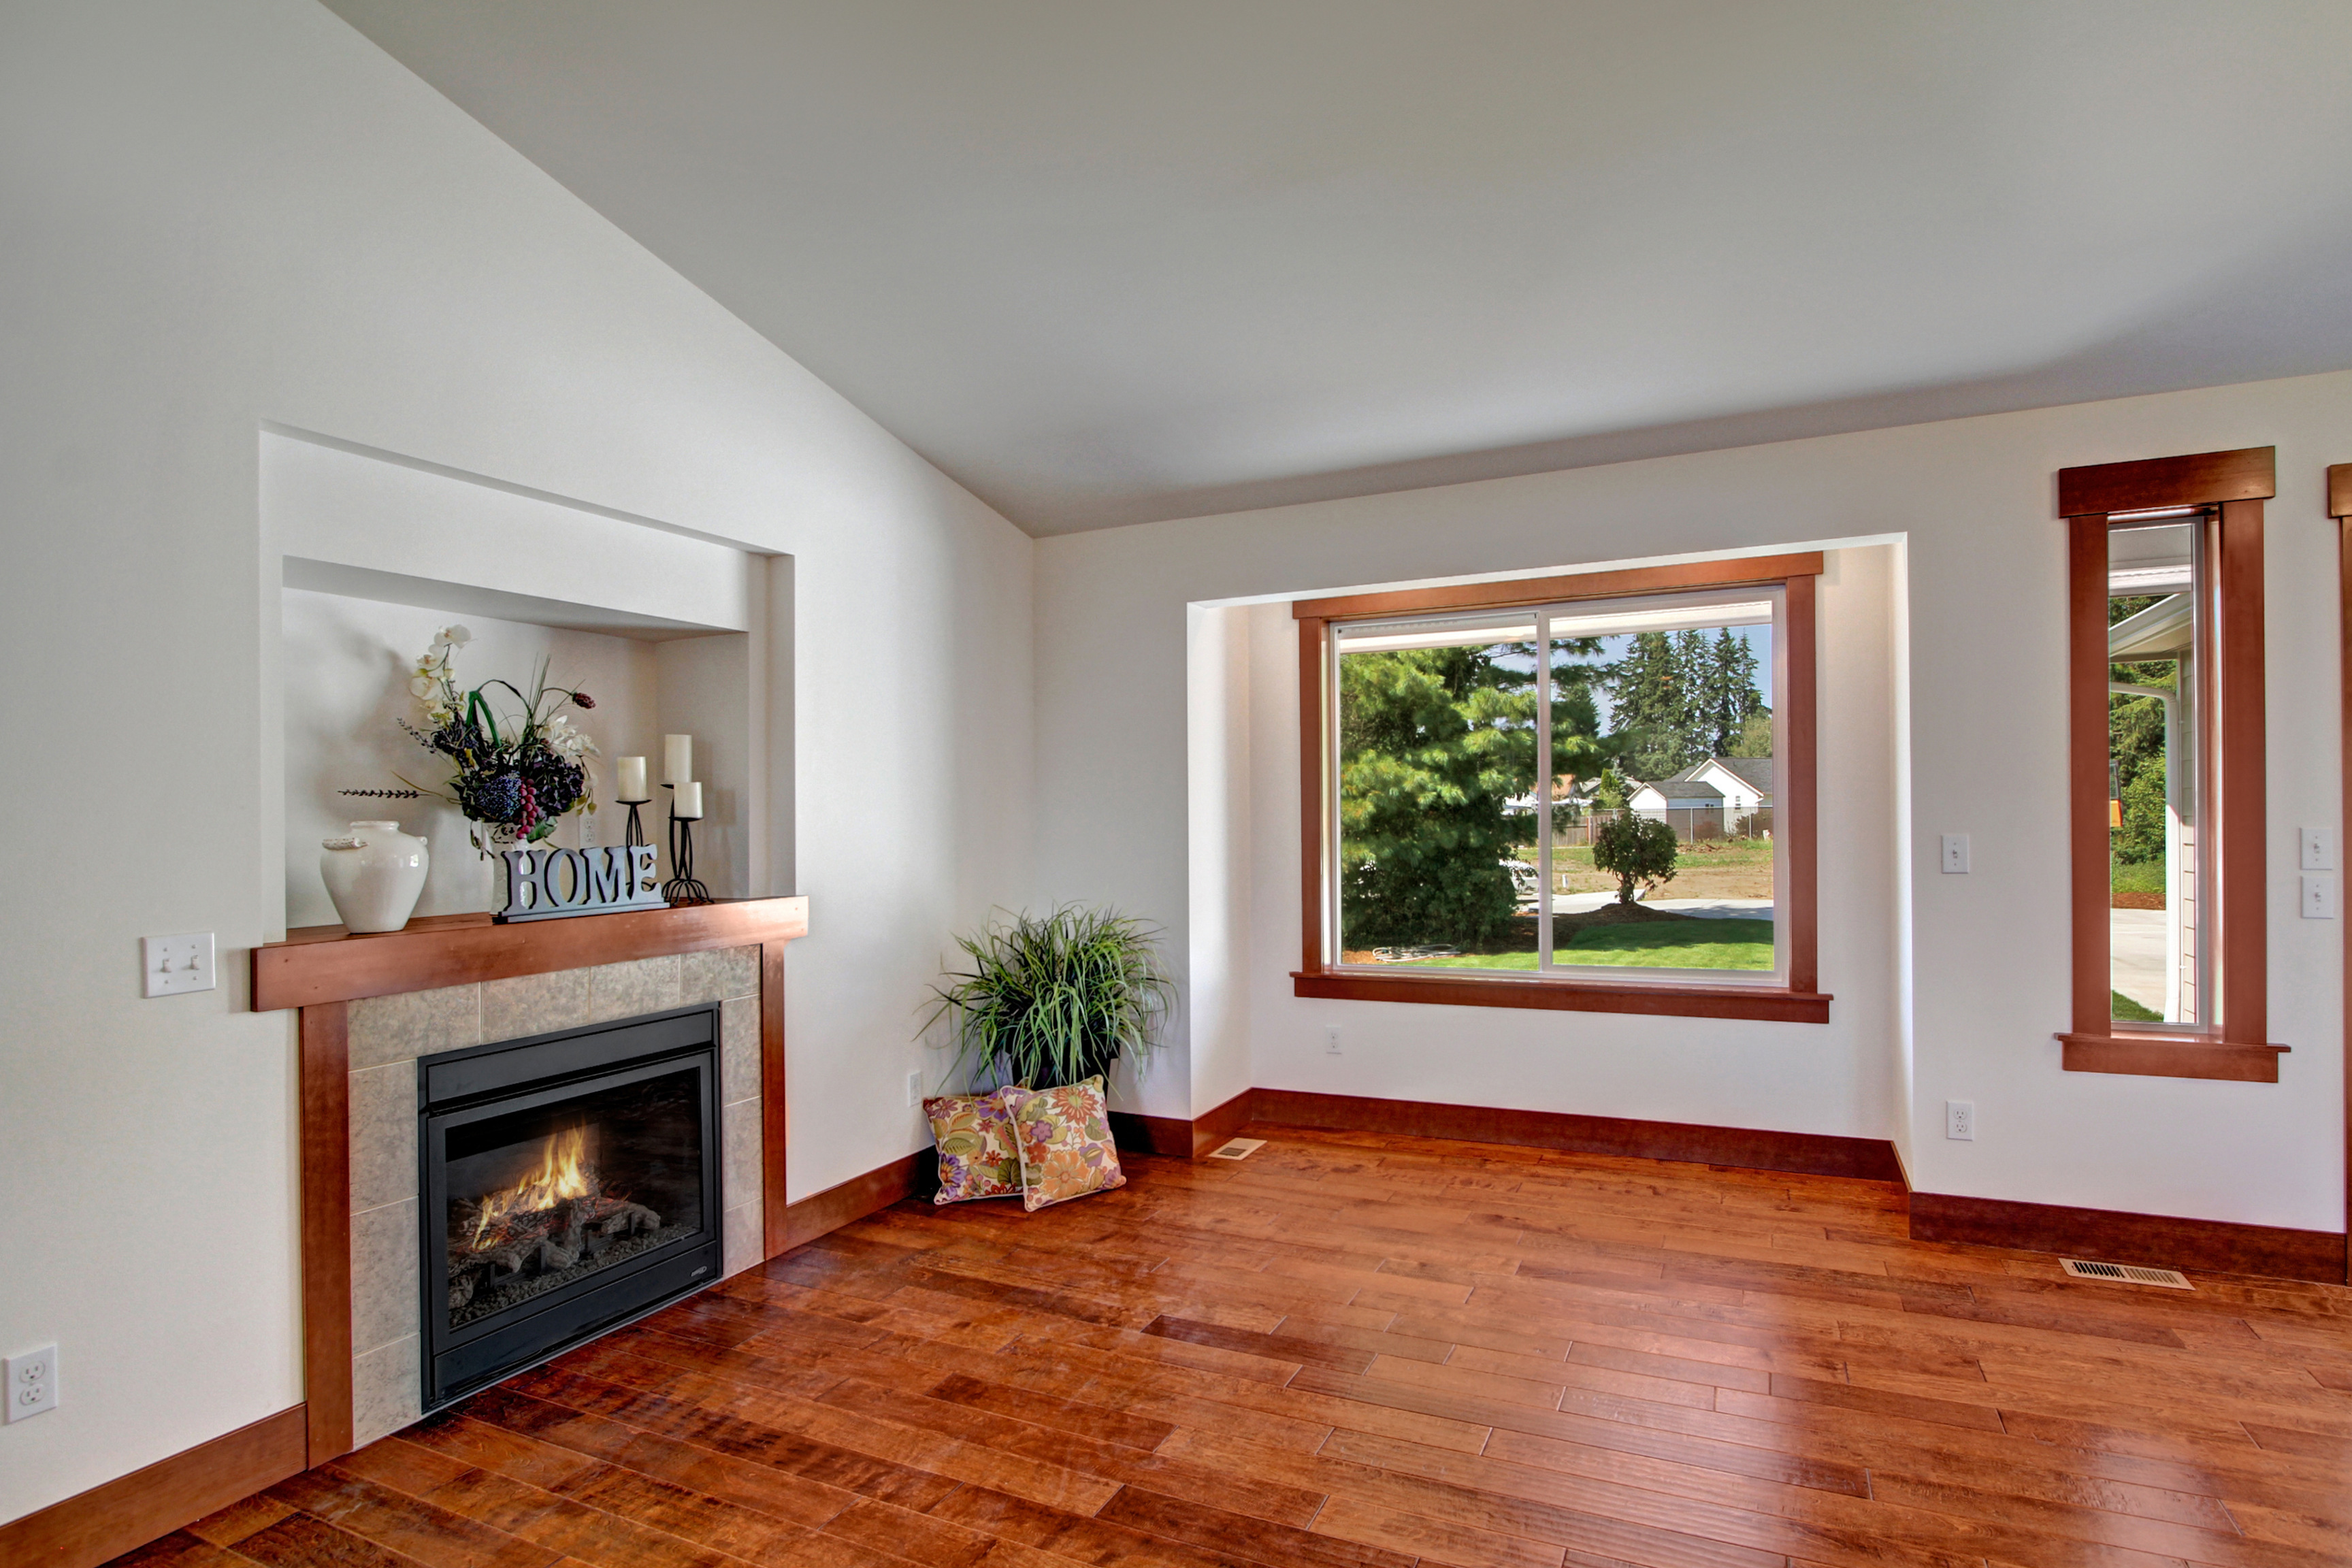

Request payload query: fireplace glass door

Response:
[421,1009,720,1407]
[443,1064,704,1326]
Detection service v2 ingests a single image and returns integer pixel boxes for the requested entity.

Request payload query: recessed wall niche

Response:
[264,427,771,935]
[283,591,660,926]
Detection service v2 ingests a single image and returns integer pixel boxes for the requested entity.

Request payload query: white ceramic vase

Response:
[320,820,430,933]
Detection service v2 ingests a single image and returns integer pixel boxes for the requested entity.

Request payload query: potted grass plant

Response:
[927,905,1175,1091]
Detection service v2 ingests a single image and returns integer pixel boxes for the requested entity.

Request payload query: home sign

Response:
[495,844,667,922]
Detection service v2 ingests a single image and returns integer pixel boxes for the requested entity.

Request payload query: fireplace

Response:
[416,1005,721,1408]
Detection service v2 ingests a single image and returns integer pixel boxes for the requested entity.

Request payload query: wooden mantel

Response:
[252,896,809,1011]
[251,896,807,1469]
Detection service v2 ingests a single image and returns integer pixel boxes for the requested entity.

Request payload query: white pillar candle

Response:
[663,734,693,786]
[672,780,704,820]
[615,755,647,802]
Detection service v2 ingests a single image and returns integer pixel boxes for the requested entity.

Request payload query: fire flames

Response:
[469,1124,593,1246]
[448,1120,662,1316]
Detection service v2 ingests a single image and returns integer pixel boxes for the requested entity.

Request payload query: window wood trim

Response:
[2330,461,2352,1288]
[1294,553,1827,1023]
[2057,447,2284,1081]
[1292,551,1823,622]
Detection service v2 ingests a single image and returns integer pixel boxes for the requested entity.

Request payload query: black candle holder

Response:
[663,787,712,906]
[617,796,651,850]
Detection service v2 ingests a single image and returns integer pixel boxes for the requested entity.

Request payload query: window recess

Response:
[2057,446,2284,1081]
[1293,553,1827,1024]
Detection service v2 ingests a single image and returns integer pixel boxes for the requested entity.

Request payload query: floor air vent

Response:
[2061,1258,2193,1290]
[1207,1138,1267,1161]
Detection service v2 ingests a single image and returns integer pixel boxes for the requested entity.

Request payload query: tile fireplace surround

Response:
[251,898,806,1469]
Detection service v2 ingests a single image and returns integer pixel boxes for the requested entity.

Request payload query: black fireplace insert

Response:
[416,1004,721,1409]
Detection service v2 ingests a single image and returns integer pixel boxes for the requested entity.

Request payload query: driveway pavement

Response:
[2110,907,2169,1015]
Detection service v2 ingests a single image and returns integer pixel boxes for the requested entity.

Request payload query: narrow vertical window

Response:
[2058,446,2283,1081]
[2106,516,2208,1026]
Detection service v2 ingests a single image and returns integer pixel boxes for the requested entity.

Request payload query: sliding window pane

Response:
[1541,598,1778,975]
[1334,615,1539,970]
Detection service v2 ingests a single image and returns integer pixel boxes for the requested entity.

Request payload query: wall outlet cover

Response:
[5,1344,57,1422]
[906,1069,925,1107]
[1323,1024,1342,1054]
[1945,1100,1975,1141]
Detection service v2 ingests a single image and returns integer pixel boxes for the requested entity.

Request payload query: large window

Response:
[2059,447,2281,1081]
[1294,554,1826,1022]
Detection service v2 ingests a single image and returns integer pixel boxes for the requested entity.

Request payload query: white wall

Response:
[655,633,756,901]
[0,0,1030,1522]
[1034,370,2352,1237]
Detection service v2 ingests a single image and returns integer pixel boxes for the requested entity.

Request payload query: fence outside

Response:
[1550,806,1773,847]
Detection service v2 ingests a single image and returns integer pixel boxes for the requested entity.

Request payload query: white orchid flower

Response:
[408,674,437,700]
[434,625,472,649]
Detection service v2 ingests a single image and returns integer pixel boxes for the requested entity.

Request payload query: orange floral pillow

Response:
[1013,1075,1125,1211]
[926,1084,1028,1204]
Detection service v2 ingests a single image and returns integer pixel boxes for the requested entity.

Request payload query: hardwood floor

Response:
[112,1126,2352,1568]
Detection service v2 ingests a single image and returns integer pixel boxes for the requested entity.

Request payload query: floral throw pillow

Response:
[926,1084,1028,1205]
[1013,1075,1126,1211]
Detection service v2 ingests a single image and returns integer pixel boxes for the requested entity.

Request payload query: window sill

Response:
[2056,1032,2287,1083]
[1293,969,1831,1023]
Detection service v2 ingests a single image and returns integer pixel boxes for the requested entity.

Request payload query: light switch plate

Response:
[1940,834,1970,874]
[2301,875,2336,920]
[142,933,215,997]
[2300,828,2334,871]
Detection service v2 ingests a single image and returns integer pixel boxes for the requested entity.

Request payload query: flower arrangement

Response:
[348,626,600,850]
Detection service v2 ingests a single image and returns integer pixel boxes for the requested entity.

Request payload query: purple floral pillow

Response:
[926,1084,1029,1204]
[1013,1075,1125,1211]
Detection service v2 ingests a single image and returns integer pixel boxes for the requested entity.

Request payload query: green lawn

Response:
[1401,918,1775,972]
[2111,860,2164,897]
[2111,990,2161,1022]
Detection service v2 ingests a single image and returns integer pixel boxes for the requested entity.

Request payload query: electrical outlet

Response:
[5,1345,57,1422]
[2302,875,2336,920]
[905,1069,924,1108]
[1324,1025,1342,1055]
[2301,828,2335,872]
[1945,1100,1975,1141]
[142,933,215,997]
[1940,834,1970,874]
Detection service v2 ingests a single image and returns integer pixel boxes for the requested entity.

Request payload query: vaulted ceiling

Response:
[325,2,2352,536]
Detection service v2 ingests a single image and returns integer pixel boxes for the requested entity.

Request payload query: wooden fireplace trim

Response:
[254,895,807,1467]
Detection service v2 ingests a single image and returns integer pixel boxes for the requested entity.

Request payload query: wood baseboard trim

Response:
[1243,1088,1904,1181]
[1108,1089,1259,1160]
[1187,1089,1258,1156]
[1908,1192,2346,1284]
[0,1405,307,1568]
[779,1149,936,1250]
[1107,1110,1197,1158]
